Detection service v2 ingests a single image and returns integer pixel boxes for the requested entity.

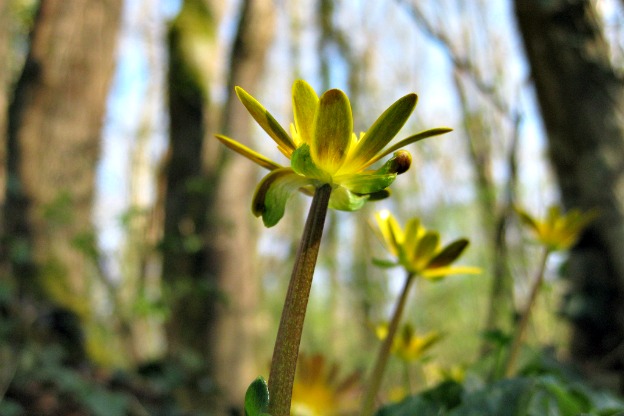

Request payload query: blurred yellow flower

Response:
[290,353,361,416]
[373,210,480,278]
[423,362,466,385]
[515,205,597,251]
[375,322,441,363]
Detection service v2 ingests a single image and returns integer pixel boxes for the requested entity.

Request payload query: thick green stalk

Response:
[267,184,331,416]
[361,272,415,416]
[504,247,550,377]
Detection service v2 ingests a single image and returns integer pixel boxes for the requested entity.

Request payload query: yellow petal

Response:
[235,86,296,152]
[375,210,403,257]
[421,266,481,279]
[292,80,319,145]
[345,93,417,171]
[367,127,453,168]
[311,89,353,174]
[215,134,282,171]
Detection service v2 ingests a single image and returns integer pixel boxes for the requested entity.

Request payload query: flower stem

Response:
[361,272,415,416]
[504,247,550,378]
[267,184,331,416]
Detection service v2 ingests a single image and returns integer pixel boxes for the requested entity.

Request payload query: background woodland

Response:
[1,0,624,415]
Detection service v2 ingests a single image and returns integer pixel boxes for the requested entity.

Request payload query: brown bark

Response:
[515,0,624,384]
[162,0,222,411]
[4,0,122,308]
[210,0,275,412]
[162,0,274,413]
[0,0,8,210]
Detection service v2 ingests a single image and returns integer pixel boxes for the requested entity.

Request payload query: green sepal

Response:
[366,189,391,201]
[328,186,369,211]
[291,143,332,183]
[375,150,412,175]
[244,377,271,416]
[252,168,313,227]
[372,258,399,269]
[336,171,397,195]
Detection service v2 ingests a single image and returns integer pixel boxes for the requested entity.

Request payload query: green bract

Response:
[373,210,480,278]
[215,79,451,227]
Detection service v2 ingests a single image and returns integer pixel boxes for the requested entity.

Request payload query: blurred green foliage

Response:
[378,356,624,416]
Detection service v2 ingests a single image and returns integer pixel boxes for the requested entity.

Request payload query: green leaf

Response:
[235,86,296,153]
[244,377,270,416]
[252,168,313,227]
[372,258,399,268]
[328,185,368,211]
[312,89,353,173]
[292,79,319,145]
[347,93,417,171]
[376,380,463,416]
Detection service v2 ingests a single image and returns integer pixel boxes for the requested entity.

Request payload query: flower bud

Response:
[383,150,412,175]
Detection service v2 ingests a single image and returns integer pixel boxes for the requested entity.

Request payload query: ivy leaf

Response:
[244,377,271,416]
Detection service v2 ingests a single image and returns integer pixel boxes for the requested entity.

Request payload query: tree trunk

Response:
[515,0,624,386]
[163,0,274,413]
[0,0,8,211]
[210,0,275,412]
[162,0,223,410]
[4,0,122,312]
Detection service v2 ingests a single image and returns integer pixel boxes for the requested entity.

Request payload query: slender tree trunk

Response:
[163,0,274,413]
[4,0,122,311]
[0,0,8,211]
[0,0,9,282]
[515,0,624,386]
[162,0,223,410]
[210,0,275,412]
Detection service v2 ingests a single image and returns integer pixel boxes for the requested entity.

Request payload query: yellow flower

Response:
[215,80,451,227]
[373,210,480,278]
[423,362,466,385]
[515,205,598,251]
[290,353,361,416]
[375,322,442,363]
